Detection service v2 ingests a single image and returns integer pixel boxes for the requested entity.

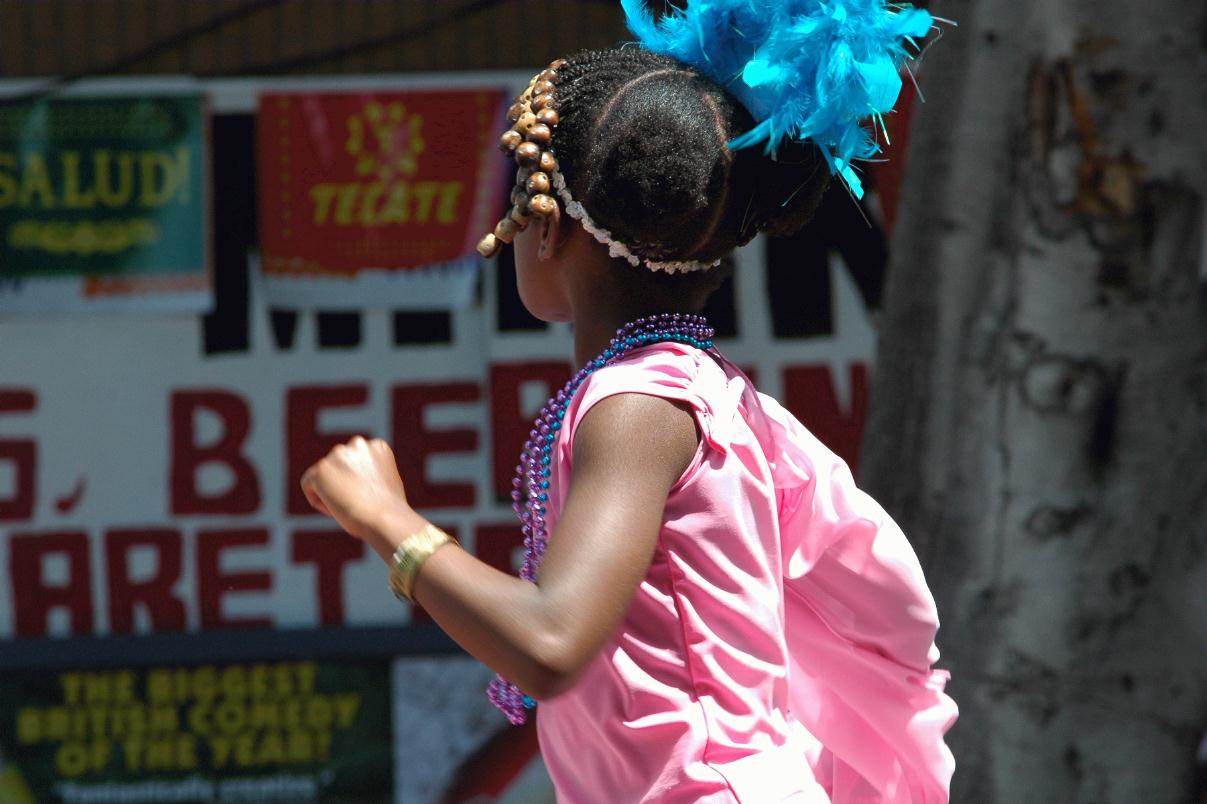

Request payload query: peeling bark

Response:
[860,1,1207,801]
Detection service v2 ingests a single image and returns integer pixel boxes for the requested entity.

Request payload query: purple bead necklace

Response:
[487,312,715,724]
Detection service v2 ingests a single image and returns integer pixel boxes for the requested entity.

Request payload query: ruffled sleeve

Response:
[757,392,958,803]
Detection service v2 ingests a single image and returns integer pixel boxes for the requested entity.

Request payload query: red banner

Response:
[258,89,506,277]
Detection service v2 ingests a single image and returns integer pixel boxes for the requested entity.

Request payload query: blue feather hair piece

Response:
[621,0,933,198]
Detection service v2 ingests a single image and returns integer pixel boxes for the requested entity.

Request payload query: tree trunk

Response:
[860,1,1207,801]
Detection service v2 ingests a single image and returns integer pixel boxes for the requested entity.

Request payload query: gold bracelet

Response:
[389,524,456,602]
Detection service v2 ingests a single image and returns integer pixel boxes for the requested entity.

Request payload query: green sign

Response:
[0,660,392,803]
[0,95,207,278]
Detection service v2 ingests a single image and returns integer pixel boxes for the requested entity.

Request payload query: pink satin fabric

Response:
[536,343,957,803]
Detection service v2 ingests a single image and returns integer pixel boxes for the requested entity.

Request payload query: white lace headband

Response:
[475,60,721,275]
[550,171,719,275]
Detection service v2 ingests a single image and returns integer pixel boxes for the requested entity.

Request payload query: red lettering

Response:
[782,363,869,474]
[0,389,36,521]
[286,385,369,515]
[475,523,524,576]
[9,531,92,636]
[170,390,261,515]
[392,384,479,508]
[196,528,272,630]
[488,363,572,499]
[290,529,365,626]
[105,529,186,634]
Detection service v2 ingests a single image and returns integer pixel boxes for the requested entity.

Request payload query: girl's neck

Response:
[570,303,706,366]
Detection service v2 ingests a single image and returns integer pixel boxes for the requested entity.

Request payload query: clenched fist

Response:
[300,436,411,544]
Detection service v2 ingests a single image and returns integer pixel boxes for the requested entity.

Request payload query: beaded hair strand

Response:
[477,47,836,277]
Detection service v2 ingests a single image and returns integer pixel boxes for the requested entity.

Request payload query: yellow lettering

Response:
[0,152,18,207]
[16,707,41,744]
[334,184,359,225]
[178,734,198,769]
[214,700,245,733]
[412,181,439,223]
[286,730,315,763]
[18,154,55,208]
[248,701,280,730]
[56,742,91,778]
[60,672,84,706]
[150,705,179,733]
[145,738,172,770]
[187,703,210,735]
[138,150,177,207]
[436,182,463,224]
[295,662,317,696]
[220,665,246,698]
[335,694,361,728]
[124,738,145,772]
[62,151,97,208]
[95,150,134,207]
[146,668,171,705]
[311,184,336,224]
[359,183,385,225]
[257,731,285,764]
[379,183,409,224]
[209,736,232,768]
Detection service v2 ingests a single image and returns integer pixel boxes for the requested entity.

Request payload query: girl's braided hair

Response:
[549,46,831,266]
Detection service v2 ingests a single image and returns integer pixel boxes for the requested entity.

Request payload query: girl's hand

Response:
[300,436,410,542]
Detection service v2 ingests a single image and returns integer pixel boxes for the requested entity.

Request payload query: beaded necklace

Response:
[487,313,715,724]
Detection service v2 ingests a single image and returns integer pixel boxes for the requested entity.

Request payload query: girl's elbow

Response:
[522,633,591,699]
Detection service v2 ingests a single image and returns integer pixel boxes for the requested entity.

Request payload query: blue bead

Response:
[541,454,551,464]
[556,409,565,419]
[551,421,561,431]
[540,480,549,489]
[522,695,536,709]
[541,467,550,477]
[538,492,548,501]
[545,432,555,442]
[603,350,614,359]
[594,358,605,368]
[542,445,551,454]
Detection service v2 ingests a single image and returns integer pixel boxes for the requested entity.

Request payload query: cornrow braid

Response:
[547,46,832,266]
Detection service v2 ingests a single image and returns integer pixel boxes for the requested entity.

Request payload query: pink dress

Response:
[535,343,957,803]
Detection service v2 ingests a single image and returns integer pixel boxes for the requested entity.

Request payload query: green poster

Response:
[0,660,392,803]
[0,95,207,279]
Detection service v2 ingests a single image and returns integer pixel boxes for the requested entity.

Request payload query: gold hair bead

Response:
[515,142,541,168]
[507,102,525,123]
[528,193,558,217]
[536,109,559,127]
[511,185,531,207]
[516,112,538,133]
[532,80,555,97]
[538,151,558,174]
[533,94,556,112]
[499,130,523,152]
[476,232,500,257]
[510,205,532,225]
[538,69,557,83]
[526,171,551,195]
[494,217,520,243]
[551,58,566,69]
[526,123,552,145]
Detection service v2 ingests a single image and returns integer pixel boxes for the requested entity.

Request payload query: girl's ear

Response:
[537,204,563,261]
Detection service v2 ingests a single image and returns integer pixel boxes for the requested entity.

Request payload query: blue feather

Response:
[622,0,936,199]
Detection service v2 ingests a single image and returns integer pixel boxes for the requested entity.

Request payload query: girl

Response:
[302,2,957,800]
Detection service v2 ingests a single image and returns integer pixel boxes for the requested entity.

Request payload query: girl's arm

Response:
[301,391,698,699]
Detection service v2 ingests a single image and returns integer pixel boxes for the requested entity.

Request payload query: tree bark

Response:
[861,1,1207,801]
